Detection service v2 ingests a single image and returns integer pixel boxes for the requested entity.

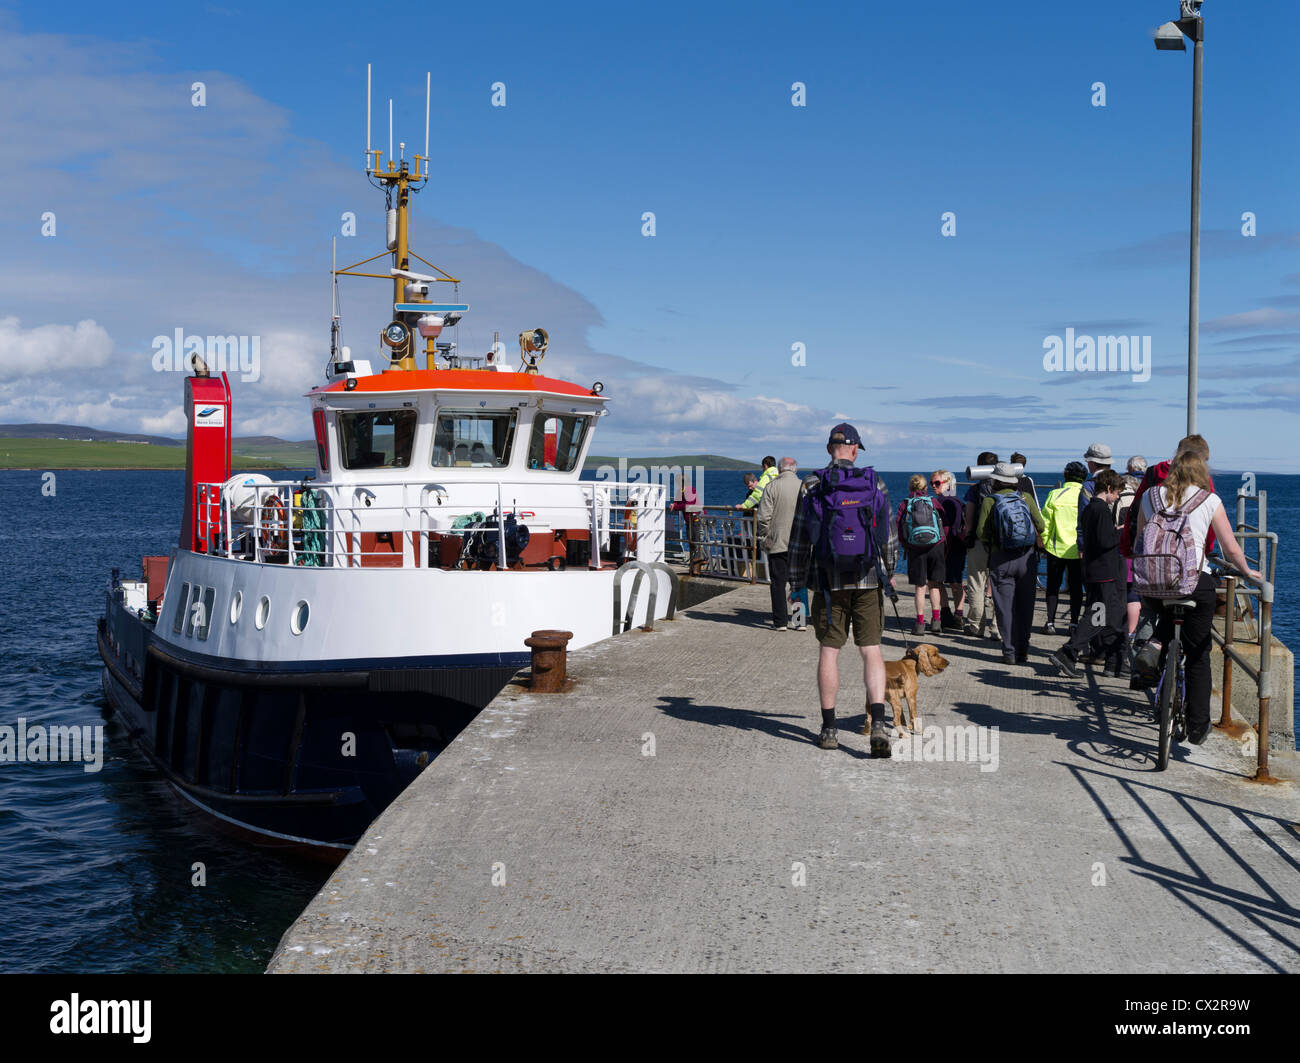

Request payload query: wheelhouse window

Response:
[339,410,418,470]
[431,410,518,468]
[527,412,590,472]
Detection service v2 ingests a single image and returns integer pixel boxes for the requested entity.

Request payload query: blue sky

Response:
[2,0,1298,471]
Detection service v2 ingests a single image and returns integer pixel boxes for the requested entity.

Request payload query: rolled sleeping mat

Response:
[966,463,1024,482]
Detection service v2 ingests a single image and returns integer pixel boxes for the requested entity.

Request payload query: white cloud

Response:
[0,316,113,379]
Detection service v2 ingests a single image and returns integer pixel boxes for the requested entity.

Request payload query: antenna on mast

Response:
[365,64,372,173]
[330,236,341,364]
[423,72,431,178]
[388,98,393,168]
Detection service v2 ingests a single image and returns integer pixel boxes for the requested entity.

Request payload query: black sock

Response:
[821,708,835,728]
[868,702,886,724]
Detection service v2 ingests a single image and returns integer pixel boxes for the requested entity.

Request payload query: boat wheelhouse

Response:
[98,69,675,857]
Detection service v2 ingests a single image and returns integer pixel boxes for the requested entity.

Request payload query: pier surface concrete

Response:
[271,583,1300,973]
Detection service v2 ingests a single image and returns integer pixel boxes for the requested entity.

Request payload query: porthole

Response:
[290,600,310,636]
[230,591,243,624]
[255,595,271,630]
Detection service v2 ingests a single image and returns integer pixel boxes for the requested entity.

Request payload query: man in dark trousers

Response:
[1050,468,1128,678]
[756,457,802,630]
[974,462,1045,665]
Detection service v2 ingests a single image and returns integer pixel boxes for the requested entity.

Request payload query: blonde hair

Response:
[1163,451,1212,504]
[931,469,953,495]
[909,474,927,494]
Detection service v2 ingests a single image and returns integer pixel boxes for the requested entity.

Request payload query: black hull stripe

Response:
[100,671,354,807]
[97,625,143,702]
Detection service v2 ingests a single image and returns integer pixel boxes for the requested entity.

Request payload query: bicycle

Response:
[1146,557,1240,770]
[1151,596,1194,771]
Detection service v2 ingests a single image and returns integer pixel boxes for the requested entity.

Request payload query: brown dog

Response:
[866,643,949,734]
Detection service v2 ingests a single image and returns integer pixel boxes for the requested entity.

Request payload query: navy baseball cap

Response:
[828,422,862,447]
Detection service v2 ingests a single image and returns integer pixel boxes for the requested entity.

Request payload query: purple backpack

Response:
[1133,487,1211,598]
[808,464,884,576]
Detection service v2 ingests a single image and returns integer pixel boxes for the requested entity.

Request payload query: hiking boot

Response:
[913,619,927,635]
[1044,621,1058,636]
[1049,648,1079,677]
[817,726,839,750]
[868,709,891,758]
[928,616,942,634]
[962,622,979,637]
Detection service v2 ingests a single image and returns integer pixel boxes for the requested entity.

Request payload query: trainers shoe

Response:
[1049,648,1078,677]
[1044,621,1058,636]
[962,622,979,637]
[941,608,961,632]
[928,617,942,634]
[1015,652,1029,665]
[1187,721,1211,746]
[1002,651,1016,666]
[913,619,927,635]
[817,726,838,750]
[868,715,891,758]
[1102,658,1122,678]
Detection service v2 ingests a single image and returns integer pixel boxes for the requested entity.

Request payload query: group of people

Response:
[740,424,1260,755]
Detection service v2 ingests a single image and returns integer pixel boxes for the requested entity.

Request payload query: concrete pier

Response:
[270,582,1300,973]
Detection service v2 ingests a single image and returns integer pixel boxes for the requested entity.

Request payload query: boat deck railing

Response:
[194,477,666,570]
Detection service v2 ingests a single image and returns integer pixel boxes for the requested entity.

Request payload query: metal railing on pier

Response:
[666,506,766,583]
[1211,488,1281,781]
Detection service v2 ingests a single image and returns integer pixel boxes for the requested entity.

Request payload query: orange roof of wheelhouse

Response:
[310,369,599,398]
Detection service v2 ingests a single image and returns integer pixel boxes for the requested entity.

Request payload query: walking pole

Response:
[873,549,909,651]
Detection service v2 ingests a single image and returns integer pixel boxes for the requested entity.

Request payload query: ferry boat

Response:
[97,71,676,859]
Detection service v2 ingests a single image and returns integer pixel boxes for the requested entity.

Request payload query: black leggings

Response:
[1044,554,1082,625]
[1150,571,1218,732]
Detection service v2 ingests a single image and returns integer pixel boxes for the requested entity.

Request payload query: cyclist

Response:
[1130,447,1260,745]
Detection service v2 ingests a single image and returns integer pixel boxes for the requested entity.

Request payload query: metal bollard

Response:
[525,629,574,692]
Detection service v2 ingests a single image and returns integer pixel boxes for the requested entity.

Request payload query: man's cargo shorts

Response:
[811,587,884,648]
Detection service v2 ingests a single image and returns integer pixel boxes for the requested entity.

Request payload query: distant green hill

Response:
[0,438,303,470]
[584,453,755,471]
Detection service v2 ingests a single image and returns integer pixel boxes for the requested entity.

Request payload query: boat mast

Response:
[334,65,463,373]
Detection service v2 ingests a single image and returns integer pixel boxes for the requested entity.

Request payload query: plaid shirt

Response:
[786,461,898,592]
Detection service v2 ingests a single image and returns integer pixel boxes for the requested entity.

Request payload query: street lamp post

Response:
[1155,1,1205,437]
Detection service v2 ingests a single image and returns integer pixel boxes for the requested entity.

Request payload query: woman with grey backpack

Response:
[1127,448,1259,745]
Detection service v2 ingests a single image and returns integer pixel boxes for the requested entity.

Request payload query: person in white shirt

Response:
[1131,449,1260,745]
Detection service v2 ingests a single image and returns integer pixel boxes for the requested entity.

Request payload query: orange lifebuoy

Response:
[259,494,289,559]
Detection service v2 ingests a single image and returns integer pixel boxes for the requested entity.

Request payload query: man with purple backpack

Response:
[787,423,899,756]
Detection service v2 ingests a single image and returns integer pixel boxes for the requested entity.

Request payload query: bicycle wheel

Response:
[1172,663,1187,743]
[1155,636,1178,771]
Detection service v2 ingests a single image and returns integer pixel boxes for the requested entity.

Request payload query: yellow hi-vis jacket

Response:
[1041,481,1082,559]
[740,465,779,510]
